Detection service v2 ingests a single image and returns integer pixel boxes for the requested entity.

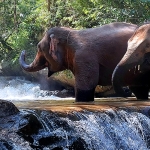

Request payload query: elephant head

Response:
[19,27,75,77]
[112,23,150,96]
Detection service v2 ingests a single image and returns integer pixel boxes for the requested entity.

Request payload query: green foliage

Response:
[43,0,150,28]
[0,0,150,73]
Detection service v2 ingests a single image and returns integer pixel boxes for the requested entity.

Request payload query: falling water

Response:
[1,77,150,149]
[2,108,149,150]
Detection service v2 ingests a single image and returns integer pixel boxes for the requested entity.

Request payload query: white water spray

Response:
[0,77,61,101]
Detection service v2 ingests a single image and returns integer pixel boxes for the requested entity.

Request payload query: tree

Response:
[0,0,150,71]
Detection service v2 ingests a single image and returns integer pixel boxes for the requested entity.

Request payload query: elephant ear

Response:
[49,34,59,61]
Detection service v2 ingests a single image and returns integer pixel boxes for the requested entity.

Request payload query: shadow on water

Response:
[1,77,150,149]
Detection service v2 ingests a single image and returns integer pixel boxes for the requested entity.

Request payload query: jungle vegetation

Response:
[0,0,150,73]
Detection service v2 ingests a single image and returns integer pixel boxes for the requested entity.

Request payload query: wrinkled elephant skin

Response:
[112,23,150,100]
[19,22,137,102]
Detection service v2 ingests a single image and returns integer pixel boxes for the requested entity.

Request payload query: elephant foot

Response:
[129,86,149,100]
[75,88,95,102]
[122,87,132,97]
[115,87,132,97]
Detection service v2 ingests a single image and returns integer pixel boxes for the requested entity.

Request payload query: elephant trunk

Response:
[112,51,141,97]
[19,50,47,72]
[112,64,134,96]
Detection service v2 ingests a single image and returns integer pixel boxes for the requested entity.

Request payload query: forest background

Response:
[0,0,150,76]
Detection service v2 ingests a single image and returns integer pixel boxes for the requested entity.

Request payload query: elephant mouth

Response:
[128,65,141,74]
[125,63,150,79]
[137,53,150,73]
[125,54,150,75]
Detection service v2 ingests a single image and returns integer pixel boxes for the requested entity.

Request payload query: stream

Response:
[0,76,63,101]
[0,77,150,150]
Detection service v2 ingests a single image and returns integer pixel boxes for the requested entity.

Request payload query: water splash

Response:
[0,77,61,101]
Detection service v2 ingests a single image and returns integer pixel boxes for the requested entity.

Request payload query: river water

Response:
[0,77,150,150]
[0,76,62,101]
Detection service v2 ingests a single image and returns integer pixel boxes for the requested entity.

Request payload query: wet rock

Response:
[0,131,32,150]
[0,100,19,117]
[69,137,89,150]
[0,110,35,149]
[19,112,42,135]
[38,132,63,146]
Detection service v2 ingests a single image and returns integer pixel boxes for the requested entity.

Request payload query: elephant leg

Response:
[75,88,95,102]
[129,86,149,100]
[74,61,99,102]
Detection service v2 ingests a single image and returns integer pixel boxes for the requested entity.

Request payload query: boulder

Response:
[0,100,19,117]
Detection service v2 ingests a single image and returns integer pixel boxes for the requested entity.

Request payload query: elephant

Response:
[19,22,137,102]
[112,23,150,100]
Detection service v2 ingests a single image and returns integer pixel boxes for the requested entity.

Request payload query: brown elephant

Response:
[19,22,137,102]
[112,23,150,100]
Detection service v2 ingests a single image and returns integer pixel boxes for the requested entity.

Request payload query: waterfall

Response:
[12,108,150,150]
